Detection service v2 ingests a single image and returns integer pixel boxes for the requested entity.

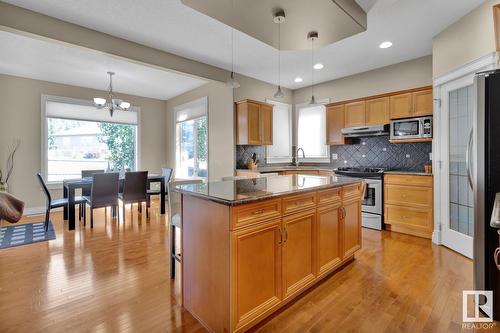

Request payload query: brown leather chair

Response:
[120,171,149,221]
[84,172,120,228]
[37,173,86,231]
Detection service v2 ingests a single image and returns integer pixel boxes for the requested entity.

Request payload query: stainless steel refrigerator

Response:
[474,70,500,320]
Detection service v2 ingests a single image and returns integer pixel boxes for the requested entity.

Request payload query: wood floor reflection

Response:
[0,202,494,332]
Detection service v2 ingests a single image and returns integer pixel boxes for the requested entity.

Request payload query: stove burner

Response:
[335,167,385,173]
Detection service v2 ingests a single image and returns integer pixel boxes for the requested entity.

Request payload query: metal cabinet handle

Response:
[278,227,283,244]
[253,209,265,215]
[495,247,500,271]
[295,200,308,206]
[284,227,288,242]
[466,129,474,190]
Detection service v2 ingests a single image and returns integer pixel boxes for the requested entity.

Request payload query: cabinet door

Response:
[231,219,282,331]
[412,89,433,117]
[317,203,342,277]
[247,102,262,145]
[365,97,390,125]
[344,101,366,127]
[282,210,316,300]
[326,104,347,145]
[260,103,273,145]
[390,93,413,119]
[342,197,361,258]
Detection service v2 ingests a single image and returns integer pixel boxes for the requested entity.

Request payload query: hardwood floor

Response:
[0,203,497,332]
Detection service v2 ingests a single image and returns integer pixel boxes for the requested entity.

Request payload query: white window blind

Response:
[266,100,292,163]
[175,97,208,122]
[297,102,330,162]
[46,101,138,125]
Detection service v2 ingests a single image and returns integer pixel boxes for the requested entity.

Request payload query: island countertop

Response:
[176,174,361,206]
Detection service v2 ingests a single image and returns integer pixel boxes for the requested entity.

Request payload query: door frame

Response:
[432,52,497,258]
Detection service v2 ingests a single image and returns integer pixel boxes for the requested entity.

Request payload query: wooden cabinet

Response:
[342,196,362,258]
[365,97,390,125]
[412,89,433,117]
[384,174,433,239]
[390,93,413,119]
[282,209,316,300]
[316,201,342,277]
[344,101,366,127]
[390,89,433,119]
[326,104,348,145]
[231,219,282,331]
[236,99,273,145]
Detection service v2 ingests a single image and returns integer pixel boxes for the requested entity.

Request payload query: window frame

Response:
[265,99,293,164]
[41,94,141,188]
[174,96,209,180]
[295,99,331,163]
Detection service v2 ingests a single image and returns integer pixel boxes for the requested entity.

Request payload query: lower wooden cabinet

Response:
[231,219,282,331]
[316,202,342,277]
[282,209,317,300]
[342,197,362,258]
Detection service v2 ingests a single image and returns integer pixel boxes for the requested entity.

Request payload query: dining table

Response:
[62,174,166,230]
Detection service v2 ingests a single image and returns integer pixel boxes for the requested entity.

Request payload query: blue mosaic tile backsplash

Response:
[236,135,432,171]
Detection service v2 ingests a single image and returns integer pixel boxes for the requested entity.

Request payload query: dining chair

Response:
[80,170,104,219]
[37,173,86,231]
[168,178,203,279]
[146,168,173,210]
[119,171,149,221]
[83,172,119,228]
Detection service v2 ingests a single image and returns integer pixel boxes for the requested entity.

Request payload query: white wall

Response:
[166,81,234,182]
[0,74,167,211]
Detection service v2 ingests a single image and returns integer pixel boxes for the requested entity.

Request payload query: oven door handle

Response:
[466,129,473,190]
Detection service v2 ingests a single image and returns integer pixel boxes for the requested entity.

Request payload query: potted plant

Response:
[0,140,20,193]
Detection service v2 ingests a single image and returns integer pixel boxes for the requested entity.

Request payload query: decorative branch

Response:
[3,139,20,184]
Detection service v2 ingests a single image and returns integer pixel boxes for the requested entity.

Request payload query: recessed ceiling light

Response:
[313,63,324,70]
[379,41,393,49]
[294,77,303,83]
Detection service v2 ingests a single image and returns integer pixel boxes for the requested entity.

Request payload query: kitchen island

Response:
[176,174,363,333]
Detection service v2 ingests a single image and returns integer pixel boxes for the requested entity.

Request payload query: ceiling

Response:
[0,30,207,100]
[181,0,366,50]
[2,0,485,91]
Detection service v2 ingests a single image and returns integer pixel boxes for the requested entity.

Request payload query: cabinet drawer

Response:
[342,184,361,200]
[384,174,432,187]
[283,192,317,215]
[384,204,433,231]
[232,199,282,229]
[317,188,342,207]
[385,184,432,208]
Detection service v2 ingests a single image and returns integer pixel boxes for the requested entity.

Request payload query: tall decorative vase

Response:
[0,182,8,193]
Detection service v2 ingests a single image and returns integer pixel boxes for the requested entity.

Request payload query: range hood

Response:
[341,124,389,138]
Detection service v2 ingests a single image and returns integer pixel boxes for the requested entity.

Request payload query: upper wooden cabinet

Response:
[390,89,433,119]
[326,104,348,145]
[365,97,390,125]
[236,99,273,145]
[344,101,366,128]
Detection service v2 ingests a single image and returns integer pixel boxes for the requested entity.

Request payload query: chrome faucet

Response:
[295,148,305,167]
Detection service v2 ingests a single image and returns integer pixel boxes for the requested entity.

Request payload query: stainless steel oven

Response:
[361,178,382,230]
[390,116,432,141]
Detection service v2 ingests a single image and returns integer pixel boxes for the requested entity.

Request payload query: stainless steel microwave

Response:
[390,116,433,141]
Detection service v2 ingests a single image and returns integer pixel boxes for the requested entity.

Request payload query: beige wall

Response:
[432,0,499,78]
[0,74,167,210]
[166,81,234,182]
[292,56,432,105]
[234,74,294,105]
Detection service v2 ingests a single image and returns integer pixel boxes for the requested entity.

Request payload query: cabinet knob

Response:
[495,247,500,271]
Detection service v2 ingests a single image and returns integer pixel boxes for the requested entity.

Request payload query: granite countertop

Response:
[384,170,433,176]
[236,166,334,173]
[176,174,361,206]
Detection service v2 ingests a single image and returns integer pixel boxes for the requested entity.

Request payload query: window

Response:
[42,95,139,183]
[296,101,330,163]
[266,100,292,164]
[175,97,208,178]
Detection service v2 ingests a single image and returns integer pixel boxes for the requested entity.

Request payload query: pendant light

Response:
[93,72,130,117]
[308,31,319,105]
[226,0,240,89]
[273,10,285,99]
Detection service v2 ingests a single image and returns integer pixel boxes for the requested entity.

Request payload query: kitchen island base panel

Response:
[180,178,362,333]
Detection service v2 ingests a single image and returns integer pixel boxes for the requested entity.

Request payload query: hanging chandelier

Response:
[225,0,240,89]
[273,9,285,99]
[93,72,130,117]
[308,31,319,106]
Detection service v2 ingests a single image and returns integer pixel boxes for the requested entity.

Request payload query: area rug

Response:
[0,221,56,249]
